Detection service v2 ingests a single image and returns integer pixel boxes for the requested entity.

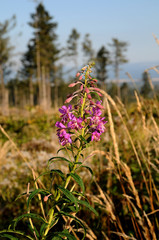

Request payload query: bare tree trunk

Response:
[0,65,9,115]
[29,75,34,107]
[14,85,18,107]
[115,64,121,99]
[36,38,42,106]
[41,66,47,110]
[46,72,51,109]
[54,78,58,109]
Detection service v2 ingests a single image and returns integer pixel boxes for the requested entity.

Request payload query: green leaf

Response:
[48,156,72,165]
[58,186,78,210]
[0,230,34,240]
[40,223,48,237]
[57,211,86,240]
[35,169,65,182]
[69,162,74,172]
[27,189,50,210]
[50,169,65,181]
[50,236,62,240]
[0,233,18,239]
[58,229,76,240]
[78,135,88,144]
[12,213,46,230]
[69,173,85,193]
[62,205,77,213]
[77,199,98,216]
[77,165,93,176]
[15,191,28,201]
[57,147,66,154]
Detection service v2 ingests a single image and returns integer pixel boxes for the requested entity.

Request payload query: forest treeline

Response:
[0,3,157,115]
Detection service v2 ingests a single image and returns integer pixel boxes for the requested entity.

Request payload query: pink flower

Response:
[91,131,101,142]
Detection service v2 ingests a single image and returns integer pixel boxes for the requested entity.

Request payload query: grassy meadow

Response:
[1,88,159,240]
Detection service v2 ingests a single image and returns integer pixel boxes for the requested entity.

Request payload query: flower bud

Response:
[80,85,83,91]
[87,94,92,99]
[67,93,73,98]
[96,92,102,97]
[93,87,101,92]
[92,79,98,82]
[81,66,87,71]
[44,194,52,202]
[76,72,80,77]
[68,83,76,87]
[96,103,104,109]
[65,96,73,103]
[85,87,89,93]
[80,97,83,105]
[90,100,95,105]
[79,75,83,80]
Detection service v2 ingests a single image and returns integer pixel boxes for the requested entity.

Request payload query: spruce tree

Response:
[95,46,110,90]
[82,33,94,63]
[66,28,80,70]
[21,42,35,106]
[121,82,129,104]
[140,71,151,98]
[0,15,16,115]
[28,3,59,109]
[109,38,128,97]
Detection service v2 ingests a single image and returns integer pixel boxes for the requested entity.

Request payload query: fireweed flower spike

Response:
[56,63,107,146]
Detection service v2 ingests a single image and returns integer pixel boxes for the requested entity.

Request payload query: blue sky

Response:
[1,0,159,79]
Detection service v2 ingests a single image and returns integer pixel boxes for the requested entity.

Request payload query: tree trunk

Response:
[36,38,42,106]
[54,78,58,109]
[46,72,52,109]
[115,64,121,99]
[29,75,34,107]
[41,66,47,110]
[14,86,18,107]
[0,65,9,115]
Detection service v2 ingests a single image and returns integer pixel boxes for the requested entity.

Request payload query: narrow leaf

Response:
[0,233,18,240]
[48,156,72,165]
[57,211,86,240]
[77,199,98,216]
[77,165,93,176]
[27,189,50,210]
[58,229,76,240]
[13,213,46,230]
[69,173,85,193]
[58,186,78,210]
[0,230,34,240]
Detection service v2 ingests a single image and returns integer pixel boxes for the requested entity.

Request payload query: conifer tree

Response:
[140,71,151,98]
[82,33,94,63]
[28,3,59,109]
[95,46,110,90]
[121,82,129,104]
[109,38,128,97]
[66,28,80,70]
[21,42,35,106]
[0,15,16,115]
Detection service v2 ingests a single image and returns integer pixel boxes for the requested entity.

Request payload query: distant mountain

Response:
[108,60,159,81]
